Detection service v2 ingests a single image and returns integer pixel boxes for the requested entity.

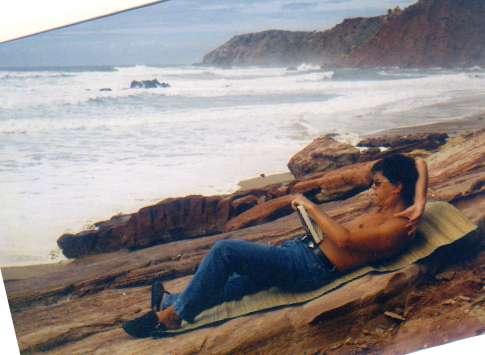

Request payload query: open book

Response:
[295,205,325,244]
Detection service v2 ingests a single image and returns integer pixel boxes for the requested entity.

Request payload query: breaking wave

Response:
[0,72,74,80]
[297,63,322,71]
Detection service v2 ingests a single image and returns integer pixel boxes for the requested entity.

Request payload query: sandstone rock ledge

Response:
[3,129,484,354]
[56,131,450,259]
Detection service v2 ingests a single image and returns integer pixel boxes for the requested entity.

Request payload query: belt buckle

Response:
[301,234,315,249]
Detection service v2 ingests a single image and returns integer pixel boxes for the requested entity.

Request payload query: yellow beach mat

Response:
[157,202,477,336]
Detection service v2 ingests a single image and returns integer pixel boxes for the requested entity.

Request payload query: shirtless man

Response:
[123,154,428,337]
[292,154,428,271]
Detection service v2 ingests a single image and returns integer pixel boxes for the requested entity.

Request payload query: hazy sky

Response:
[0,0,415,67]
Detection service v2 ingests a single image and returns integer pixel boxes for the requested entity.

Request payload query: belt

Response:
[300,235,336,272]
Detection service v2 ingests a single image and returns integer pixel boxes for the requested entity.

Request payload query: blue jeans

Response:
[162,239,337,322]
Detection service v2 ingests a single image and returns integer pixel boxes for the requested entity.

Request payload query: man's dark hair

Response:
[371,154,419,206]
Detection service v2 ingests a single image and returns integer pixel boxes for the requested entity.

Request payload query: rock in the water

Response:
[130,79,170,89]
[99,88,112,92]
[287,136,361,178]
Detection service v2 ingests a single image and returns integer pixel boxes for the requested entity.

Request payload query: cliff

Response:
[202,0,485,68]
[344,0,485,68]
[201,16,384,67]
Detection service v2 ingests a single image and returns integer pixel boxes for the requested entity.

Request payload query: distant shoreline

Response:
[364,111,485,138]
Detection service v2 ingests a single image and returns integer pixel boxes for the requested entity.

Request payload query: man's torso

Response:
[319,211,411,271]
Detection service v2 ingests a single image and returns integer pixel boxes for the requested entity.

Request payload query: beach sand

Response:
[1,261,72,281]
[237,172,294,191]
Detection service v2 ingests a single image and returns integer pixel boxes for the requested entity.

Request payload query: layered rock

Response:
[8,249,485,354]
[19,130,485,304]
[288,133,448,178]
[426,130,485,203]
[290,161,375,201]
[223,195,296,232]
[287,136,361,178]
[58,195,235,258]
[357,132,448,149]
[57,214,131,259]
[4,129,485,354]
[344,0,485,68]
[202,0,485,68]
[56,177,363,259]
[57,132,451,259]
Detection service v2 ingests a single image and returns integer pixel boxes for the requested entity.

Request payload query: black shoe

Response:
[122,310,160,338]
[151,280,171,312]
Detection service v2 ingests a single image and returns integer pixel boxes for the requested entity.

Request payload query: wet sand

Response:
[238,172,294,191]
[364,112,485,138]
[1,261,72,281]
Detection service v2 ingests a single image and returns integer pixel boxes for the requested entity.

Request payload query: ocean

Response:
[1,64,485,266]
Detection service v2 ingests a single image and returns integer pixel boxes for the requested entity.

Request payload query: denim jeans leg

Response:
[162,274,265,311]
[277,240,335,292]
[173,239,296,322]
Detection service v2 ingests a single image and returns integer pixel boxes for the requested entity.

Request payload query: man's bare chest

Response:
[344,212,390,232]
